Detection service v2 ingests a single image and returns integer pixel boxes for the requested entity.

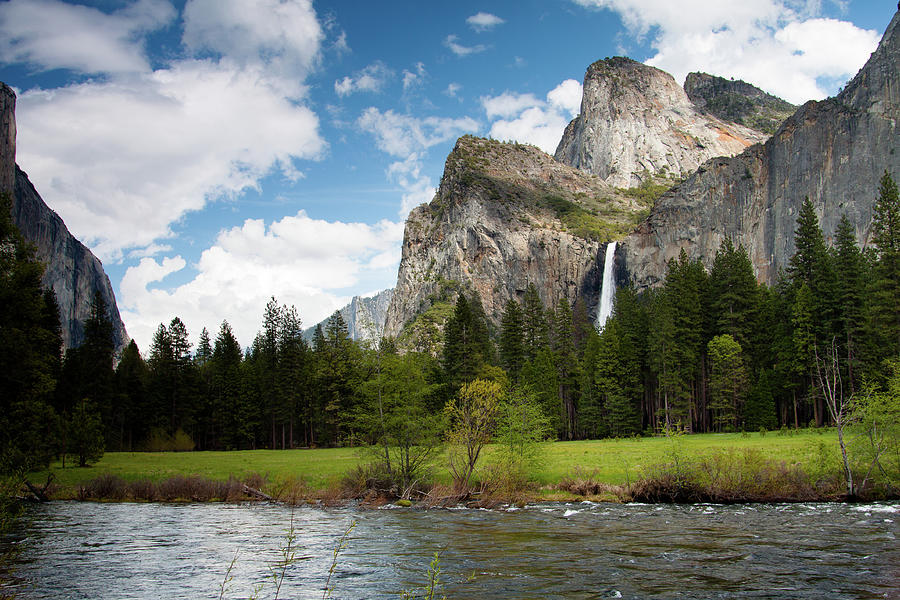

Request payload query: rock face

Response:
[555,57,769,188]
[621,9,900,290]
[306,288,394,342]
[383,136,647,342]
[685,72,796,135]
[0,83,14,197]
[1,82,129,354]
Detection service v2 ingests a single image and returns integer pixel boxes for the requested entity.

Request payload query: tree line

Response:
[1,172,898,471]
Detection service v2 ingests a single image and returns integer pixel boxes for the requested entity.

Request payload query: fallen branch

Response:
[22,473,54,502]
[242,484,274,502]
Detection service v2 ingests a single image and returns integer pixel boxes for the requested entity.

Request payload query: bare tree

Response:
[815,338,854,496]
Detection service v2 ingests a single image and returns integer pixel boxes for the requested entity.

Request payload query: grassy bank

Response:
[24,429,852,503]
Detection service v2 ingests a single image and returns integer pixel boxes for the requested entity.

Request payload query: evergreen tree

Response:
[499,299,526,382]
[442,293,493,391]
[708,238,759,359]
[552,300,578,439]
[744,369,778,431]
[67,398,104,467]
[864,171,900,377]
[594,317,642,436]
[0,193,60,471]
[114,340,148,451]
[211,321,249,449]
[833,215,865,392]
[521,283,549,360]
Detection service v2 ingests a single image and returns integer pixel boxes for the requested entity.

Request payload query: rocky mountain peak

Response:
[684,72,795,135]
[555,57,769,188]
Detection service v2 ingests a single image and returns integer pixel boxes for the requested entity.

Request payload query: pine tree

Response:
[744,369,778,431]
[833,215,865,392]
[114,340,148,451]
[708,238,759,359]
[443,293,493,390]
[211,321,248,449]
[499,299,526,382]
[864,171,900,377]
[594,317,641,436]
[521,283,549,360]
[553,300,578,439]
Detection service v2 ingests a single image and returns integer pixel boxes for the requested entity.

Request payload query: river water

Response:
[4,501,899,599]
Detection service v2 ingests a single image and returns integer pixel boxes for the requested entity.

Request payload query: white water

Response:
[597,240,617,329]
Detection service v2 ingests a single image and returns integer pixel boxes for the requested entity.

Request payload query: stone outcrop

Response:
[1,82,129,354]
[306,288,394,342]
[685,72,795,135]
[555,57,769,188]
[383,136,646,343]
[621,9,900,290]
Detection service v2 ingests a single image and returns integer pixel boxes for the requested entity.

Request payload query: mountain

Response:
[1,82,129,354]
[305,288,394,342]
[620,9,900,290]
[684,72,796,135]
[555,57,769,188]
[382,135,647,349]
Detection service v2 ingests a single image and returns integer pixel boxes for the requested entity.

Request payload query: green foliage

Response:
[542,194,629,241]
[617,176,673,206]
[850,359,900,496]
[707,334,747,432]
[492,386,551,482]
[68,399,105,467]
[446,378,503,489]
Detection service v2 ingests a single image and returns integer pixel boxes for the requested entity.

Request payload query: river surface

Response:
[4,501,899,599]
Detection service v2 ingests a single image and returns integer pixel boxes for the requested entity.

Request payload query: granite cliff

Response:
[382,136,647,347]
[620,9,900,289]
[305,288,394,343]
[555,57,769,188]
[1,83,129,354]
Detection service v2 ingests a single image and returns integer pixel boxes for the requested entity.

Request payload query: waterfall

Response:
[596,241,617,330]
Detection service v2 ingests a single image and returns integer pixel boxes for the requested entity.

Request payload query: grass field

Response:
[31,429,838,497]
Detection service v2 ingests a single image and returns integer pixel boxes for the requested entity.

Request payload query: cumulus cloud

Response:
[183,0,323,96]
[334,61,393,96]
[467,12,505,32]
[573,0,880,103]
[0,0,175,74]
[357,108,479,158]
[483,79,583,154]
[444,34,488,57]
[16,59,325,262]
[119,211,404,351]
[444,83,462,98]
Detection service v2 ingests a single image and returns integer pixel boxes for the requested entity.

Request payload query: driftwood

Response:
[22,473,55,502]
[242,484,275,502]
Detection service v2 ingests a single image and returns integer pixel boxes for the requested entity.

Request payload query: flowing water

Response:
[597,241,617,330]
[5,501,899,599]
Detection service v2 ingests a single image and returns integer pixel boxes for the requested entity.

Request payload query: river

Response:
[4,501,899,599]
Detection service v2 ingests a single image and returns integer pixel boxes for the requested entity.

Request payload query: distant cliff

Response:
[555,57,768,188]
[621,9,900,289]
[305,288,394,342]
[1,83,129,354]
[383,136,646,347]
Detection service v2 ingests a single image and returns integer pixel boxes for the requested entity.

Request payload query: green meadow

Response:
[32,429,837,497]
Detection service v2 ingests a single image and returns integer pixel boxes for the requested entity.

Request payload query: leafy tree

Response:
[707,334,748,431]
[446,378,503,490]
[492,386,551,484]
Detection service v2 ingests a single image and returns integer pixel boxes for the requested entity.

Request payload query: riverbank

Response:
[24,429,894,504]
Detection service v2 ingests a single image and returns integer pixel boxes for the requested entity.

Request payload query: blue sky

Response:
[0,0,894,352]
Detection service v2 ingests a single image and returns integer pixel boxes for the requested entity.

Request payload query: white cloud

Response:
[444,35,488,57]
[120,211,404,351]
[0,0,175,74]
[357,108,479,158]
[483,80,583,154]
[444,83,462,98]
[334,61,393,96]
[467,12,505,32]
[388,155,437,216]
[573,0,880,103]
[183,0,323,96]
[402,62,427,91]
[16,60,326,261]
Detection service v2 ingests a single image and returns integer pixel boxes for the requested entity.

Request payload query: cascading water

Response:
[596,241,617,330]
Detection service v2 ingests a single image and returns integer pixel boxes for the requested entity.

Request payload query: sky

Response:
[0,0,894,353]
